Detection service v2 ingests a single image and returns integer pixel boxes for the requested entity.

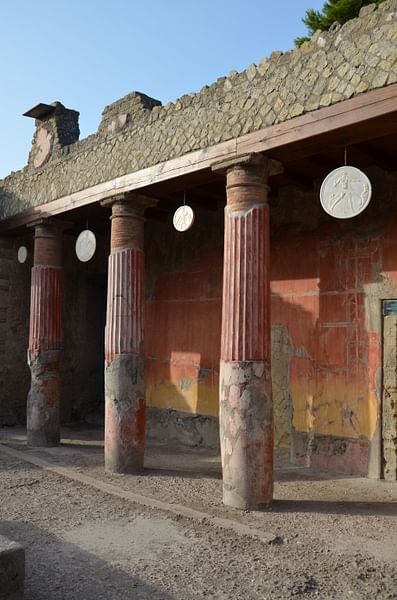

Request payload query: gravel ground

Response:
[0,431,396,599]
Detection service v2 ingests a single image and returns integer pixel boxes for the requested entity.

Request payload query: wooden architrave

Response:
[1,83,397,232]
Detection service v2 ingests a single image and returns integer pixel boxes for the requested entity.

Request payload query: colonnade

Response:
[26,153,276,509]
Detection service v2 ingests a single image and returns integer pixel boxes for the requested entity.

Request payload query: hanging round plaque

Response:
[173,205,195,232]
[17,246,28,264]
[320,166,372,219]
[75,230,96,262]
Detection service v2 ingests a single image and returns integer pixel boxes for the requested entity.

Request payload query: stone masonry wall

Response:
[0,231,109,427]
[0,236,31,425]
[1,1,397,220]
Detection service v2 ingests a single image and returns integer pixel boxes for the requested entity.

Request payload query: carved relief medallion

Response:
[320,166,372,219]
[75,230,96,262]
[34,127,53,168]
[173,205,195,232]
[17,246,28,264]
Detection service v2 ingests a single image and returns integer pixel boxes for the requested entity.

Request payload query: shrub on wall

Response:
[295,0,385,46]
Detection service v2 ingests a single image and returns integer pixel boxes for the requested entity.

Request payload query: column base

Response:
[105,451,145,474]
[26,350,60,448]
[220,360,273,510]
[222,489,272,511]
[105,353,145,474]
[26,431,60,448]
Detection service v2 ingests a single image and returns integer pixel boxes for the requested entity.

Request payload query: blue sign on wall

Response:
[383,300,397,316]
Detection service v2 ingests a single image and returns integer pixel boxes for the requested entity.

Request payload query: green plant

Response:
[295,0,385,46]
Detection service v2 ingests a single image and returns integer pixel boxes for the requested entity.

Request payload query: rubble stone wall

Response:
[0,237,31,424]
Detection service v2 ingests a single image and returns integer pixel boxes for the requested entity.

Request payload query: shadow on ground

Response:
[271,499,397,517]
[0,520,176,600]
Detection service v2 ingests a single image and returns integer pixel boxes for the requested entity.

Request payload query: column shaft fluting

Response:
[104,199,146,473]
[27,223,62,447]
[217,155,273,510]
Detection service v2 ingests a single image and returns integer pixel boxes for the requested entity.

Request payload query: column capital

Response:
[101,191,158,215]
[211,152,283,177]
[105,193,156,253]
[26,217,71,236]
[28,218,67,268]
[213,153,283,214]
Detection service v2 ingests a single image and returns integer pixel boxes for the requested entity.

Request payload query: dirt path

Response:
[0,443,396,599]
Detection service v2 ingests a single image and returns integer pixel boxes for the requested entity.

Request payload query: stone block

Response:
[0,535,25,600]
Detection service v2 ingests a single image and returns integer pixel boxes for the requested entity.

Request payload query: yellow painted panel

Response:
[291,381,378,439]
[146,379,219,417]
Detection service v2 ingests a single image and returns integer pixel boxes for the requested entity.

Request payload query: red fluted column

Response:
[27,221,63,447]
[213,153,279,510]
[104,194,153,473]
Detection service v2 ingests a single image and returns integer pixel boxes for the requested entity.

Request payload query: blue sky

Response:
[0,0,324,179]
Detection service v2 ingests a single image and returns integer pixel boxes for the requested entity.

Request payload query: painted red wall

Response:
[145,252,223,417]
[271,228,382,474]
[145,211,397,476]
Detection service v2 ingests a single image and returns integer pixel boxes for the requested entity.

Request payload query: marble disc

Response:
[173,205,195,232]
[320,166,372,219]
[75,230,96,262]
[17,246,28,264]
